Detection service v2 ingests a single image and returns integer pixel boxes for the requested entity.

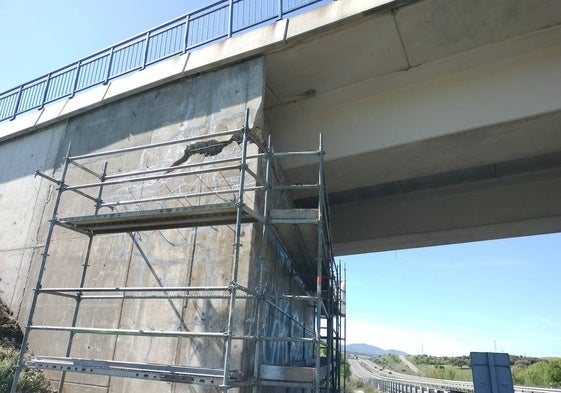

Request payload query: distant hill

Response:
[347,343,408,356]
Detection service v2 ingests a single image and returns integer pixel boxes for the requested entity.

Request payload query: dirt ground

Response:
[0,300,23,345]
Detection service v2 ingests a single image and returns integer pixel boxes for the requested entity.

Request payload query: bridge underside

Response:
[2,0,560,257]
[264,0,561,255]
[287,110,561,254]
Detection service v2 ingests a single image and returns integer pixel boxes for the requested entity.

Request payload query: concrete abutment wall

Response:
[0,57,314,392]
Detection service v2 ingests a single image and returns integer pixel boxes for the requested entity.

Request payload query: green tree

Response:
[525,361,549,387]
[450,356,470,369]
[512,365,526,385]
[546,359,561,387]
[427,366,457,380]
[341,359,351,383]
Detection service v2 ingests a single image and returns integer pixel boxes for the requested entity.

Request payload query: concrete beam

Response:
[269,41,561,170]
[332,168,561,255]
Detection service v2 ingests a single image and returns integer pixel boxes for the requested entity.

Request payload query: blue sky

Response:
[345,233,561,357]
[0,0,212,92]
[1,0,559,358]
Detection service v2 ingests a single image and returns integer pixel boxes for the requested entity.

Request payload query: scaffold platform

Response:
[57,203,259,234]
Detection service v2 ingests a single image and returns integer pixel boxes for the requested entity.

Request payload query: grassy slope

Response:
[0,300,53,393]
[371,354,473,381]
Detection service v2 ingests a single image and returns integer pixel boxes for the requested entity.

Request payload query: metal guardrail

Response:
[366,375,561,393]
[367,375,473,393]
[350,359,561,393]
[0,0,326,123]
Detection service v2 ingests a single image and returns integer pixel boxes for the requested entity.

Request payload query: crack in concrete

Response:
[15,178,54,319]
[33,184,53,245]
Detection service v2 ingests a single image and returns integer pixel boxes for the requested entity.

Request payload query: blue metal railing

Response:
[0,0,327,123]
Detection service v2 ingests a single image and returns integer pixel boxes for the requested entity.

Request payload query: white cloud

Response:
[346,319,494,356]
[421,258,525,270]
[345,317,561,357]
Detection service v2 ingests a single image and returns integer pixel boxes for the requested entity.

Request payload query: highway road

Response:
[349,358,561,393]
[349,358,473,392]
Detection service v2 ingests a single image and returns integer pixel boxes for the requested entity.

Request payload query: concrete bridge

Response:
[3,0,561,256]
[1,0,561,391]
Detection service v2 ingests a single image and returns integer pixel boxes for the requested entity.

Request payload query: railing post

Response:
[104,47,115,85]
[278,0,283,20]
[182,14,190,53]
[70,61,82,98]
[39,74,52,110]
[141,32,151,69]
[228,0,234,37]
[10,85,23,120]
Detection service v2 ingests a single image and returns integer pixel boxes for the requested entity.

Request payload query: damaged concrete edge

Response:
[0,0,404,145]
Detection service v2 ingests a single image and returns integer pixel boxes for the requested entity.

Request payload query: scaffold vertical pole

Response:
[328,262,335,392]
[343,263,348,393]
[315,133,325,393]
[11,144,72,393]
[338,262,344,392]
[57,162,107,392]
[252,134,272,393]
[222,109,250,391]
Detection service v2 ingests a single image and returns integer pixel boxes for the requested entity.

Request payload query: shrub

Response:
[0,343,53,393]
[0,299,53,393]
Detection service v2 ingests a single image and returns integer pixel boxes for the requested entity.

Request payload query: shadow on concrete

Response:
[0,58,263,184]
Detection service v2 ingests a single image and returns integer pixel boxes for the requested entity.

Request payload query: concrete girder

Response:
[331,168,561,255]
[263,0,561,253]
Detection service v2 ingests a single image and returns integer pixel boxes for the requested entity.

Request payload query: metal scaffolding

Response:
[11,110,345,393]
